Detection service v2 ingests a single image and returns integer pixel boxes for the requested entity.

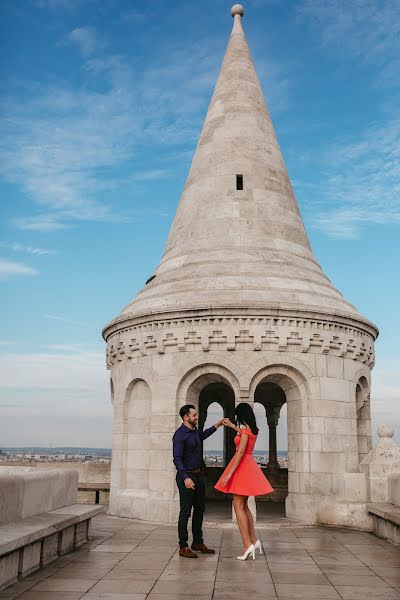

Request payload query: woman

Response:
[215,402,274,560]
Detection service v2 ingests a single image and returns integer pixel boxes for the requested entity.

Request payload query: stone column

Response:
[266,402,284,468]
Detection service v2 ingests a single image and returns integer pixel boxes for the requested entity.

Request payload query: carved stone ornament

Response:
[106,315,375,369]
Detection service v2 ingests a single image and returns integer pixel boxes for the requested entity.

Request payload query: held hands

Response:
[184,478,195,490]
[222,418,235,429]
[213,418,236,430]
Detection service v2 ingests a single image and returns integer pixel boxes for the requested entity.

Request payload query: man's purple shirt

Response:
[173,423,216,480]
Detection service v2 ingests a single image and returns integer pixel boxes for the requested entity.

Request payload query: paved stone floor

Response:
[1,512,400,600]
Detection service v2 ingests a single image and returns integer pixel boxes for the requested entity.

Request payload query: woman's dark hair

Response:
[235,402,259,435]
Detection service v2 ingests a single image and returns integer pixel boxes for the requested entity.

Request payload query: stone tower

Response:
[103,4,378,526]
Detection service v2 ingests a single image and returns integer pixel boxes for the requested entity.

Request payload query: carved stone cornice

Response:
[103,305,378,340]
[105,313,375,369]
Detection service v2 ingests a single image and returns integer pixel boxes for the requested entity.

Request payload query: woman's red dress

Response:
[214,428,274,496]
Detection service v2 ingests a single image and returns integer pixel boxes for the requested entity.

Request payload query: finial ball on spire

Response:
[231,4,244,17]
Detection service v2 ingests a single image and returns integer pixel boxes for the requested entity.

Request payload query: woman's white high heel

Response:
[254,540,263,555]
[237,544,255,561]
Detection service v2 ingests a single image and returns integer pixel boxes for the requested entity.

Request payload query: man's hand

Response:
[184,478,195,490]
[214,418,225,429]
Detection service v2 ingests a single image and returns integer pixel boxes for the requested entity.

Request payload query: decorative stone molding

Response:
[106,315,375,368]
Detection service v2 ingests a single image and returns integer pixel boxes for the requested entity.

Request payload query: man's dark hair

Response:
[179,404,196,420]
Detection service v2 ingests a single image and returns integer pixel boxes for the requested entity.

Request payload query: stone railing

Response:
[361,426,400,545]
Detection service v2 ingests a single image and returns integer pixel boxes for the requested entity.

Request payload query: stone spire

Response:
[113,5,376,336]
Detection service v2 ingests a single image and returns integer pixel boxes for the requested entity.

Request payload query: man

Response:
[173,404,224,558]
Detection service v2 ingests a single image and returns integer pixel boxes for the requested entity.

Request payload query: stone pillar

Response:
[360,425,400,502]
[266,402,284,468]
[267,422,278,467]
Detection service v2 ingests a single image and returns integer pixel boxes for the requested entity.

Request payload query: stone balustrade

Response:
[362,427,400,545]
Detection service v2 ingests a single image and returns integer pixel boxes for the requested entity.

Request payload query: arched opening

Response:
[356,376,371,464]
[203,401,224,467]
[180,368,238,519]
[123,379,152,495]
[198,381,236,503]
[249,364,310,520]
[254,381,288,516]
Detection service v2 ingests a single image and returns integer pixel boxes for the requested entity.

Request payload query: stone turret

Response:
[103,5,378,526]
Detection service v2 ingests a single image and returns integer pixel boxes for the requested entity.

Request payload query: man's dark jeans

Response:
[176,473,205,548]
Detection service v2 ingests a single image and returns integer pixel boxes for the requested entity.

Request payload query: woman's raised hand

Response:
[222,418,235,428]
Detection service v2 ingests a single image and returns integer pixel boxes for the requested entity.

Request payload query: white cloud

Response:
[0,258,38,280]
[0,348,105,390]
[68,26,103,57]
[12,215,69,233]
[131,169,169,181]
[0,37,221,232]
[0,347,111,446]
[0,14,292,234]
[33,0,94,10]
[44,314,92,327]
[294,0,400,238]
[0,241,56,255]
[302,117,400,238]
[298,0,400,88]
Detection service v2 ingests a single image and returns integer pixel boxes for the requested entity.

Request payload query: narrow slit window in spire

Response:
[236,174,243,190]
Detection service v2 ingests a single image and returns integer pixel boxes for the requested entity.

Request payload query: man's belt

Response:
[187,467,201,474]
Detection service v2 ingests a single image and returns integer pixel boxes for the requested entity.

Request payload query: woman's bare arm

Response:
[222,418,240,433]
[222,432,249,484]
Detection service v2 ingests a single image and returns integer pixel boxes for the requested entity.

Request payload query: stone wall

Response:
[0,462,110,506]
[0,467,78,523]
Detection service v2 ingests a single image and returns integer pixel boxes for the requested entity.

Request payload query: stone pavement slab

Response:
[1,514,400,600]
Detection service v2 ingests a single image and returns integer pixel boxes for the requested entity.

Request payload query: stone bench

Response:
[0,504,103,589]
[368,503,400,545]
[367,473,400,545]
[0,467,103,590]
[78,482,110,504]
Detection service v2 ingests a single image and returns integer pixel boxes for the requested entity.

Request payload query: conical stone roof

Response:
[106,5,377,338]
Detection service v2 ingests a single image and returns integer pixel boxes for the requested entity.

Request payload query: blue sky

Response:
[0,0,399,448]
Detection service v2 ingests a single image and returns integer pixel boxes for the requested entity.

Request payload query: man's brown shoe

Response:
[179,547,198,558]
[191,543,215,554]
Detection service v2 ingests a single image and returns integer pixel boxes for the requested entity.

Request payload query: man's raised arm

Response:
[200,419,224,441]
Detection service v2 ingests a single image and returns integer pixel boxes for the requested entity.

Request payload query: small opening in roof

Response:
[236,174,243,190]
[145,275,156,285]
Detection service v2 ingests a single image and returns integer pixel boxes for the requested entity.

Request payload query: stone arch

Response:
[244,354,313,396]
[176,358,241,411]
[247,360,311,402]
[124,378,152,425]
[351,366,371,396]
[121,378,152,495]
[247,361,311,515]
[111,363,158,405]
[355,374,371,463]
[176,360,239,501]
